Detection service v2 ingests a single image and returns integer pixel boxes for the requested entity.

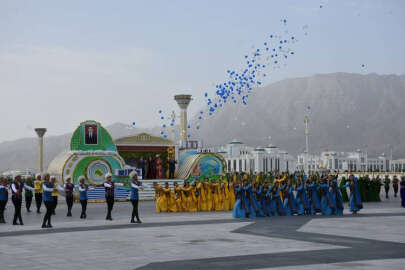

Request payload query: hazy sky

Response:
[1,0,404,142]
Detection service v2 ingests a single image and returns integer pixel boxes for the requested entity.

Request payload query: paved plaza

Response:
[0,190,404,270]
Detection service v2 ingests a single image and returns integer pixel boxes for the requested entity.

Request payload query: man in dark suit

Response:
[85,126,97,144]
[168,158,177,179]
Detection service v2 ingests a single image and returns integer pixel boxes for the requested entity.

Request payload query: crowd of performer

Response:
[231,173,362,218]
[152,176,236,212]
[1,171,405,227]
[151,172,405,217]
[0,171,144,227]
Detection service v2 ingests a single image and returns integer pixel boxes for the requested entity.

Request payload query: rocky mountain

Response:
[1,72,404,172]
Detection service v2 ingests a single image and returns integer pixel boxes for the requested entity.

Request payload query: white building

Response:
[297,150,390,172]
[217,140,296,173]
[391,159,405,172]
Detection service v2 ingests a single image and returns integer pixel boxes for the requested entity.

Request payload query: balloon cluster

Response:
[152,2,334,139]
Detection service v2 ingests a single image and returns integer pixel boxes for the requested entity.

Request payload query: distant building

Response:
[390,159,405,172]
[217,139,296,173]
[1,168,35,178]
[297,150,391,172]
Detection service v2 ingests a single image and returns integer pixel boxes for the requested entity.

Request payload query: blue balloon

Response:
[132,122,136,126]
[158,110,162,114]
[163,135,168,138]
[160,131,164,135]
[160,116,164,120]
[162,124,166,128]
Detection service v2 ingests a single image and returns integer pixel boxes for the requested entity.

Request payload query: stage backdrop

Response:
[48,120,130,201]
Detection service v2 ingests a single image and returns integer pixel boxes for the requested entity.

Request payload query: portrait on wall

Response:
[84,124,98,145]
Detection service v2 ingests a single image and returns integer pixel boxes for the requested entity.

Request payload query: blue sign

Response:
[114,168,142,179]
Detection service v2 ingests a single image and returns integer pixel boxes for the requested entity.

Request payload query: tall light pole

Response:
[304,115,310,172]
[389,144,393,172]
[304,115,309,155]
[34,128,47,173]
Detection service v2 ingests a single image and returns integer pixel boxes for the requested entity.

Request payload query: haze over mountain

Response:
[192,72,405,157]
[1,72,405,173]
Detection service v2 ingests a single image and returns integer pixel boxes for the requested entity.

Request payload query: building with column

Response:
[217,139,296,173]
[297,150,390,172]
[390,159,405,172]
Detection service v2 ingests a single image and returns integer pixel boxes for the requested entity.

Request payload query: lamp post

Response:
[304,115,310,173]
[34,128,47,173]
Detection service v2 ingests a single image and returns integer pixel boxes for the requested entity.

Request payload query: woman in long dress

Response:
[232,182,247,218]
[344,175,363,214]
[295,175,309,215]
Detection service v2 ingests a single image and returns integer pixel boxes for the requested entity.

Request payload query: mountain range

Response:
[1,72,404,173]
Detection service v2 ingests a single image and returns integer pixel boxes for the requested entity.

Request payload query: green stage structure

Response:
[48,121,128,200]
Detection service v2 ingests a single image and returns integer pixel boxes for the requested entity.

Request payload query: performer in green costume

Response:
[339,177,349,202]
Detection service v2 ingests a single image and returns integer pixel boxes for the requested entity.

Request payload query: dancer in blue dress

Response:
[329,176,344,215]
[232,183,246,218]
[266,185,276,216]
[306,176,321,215]
[269,182,285,216]
[253,183,265,217]
[232,182,246,218]
[244,181,257,219]
[319,177,335,215]
[344,175,363,214]
[295,174,310,215]
[283,178,297,216]
[261,183,271,216]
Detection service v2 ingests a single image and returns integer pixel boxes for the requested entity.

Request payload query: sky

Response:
[0,0,404,142]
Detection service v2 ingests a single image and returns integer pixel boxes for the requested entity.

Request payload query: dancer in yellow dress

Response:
[196,180,207,211]
[182,181,198,212]
[180,181,190,211]
[204,179,214,211]
[173,182,183,212]
[190,181,198,212]
[211,181,222,211]
[221,178,230,211]
[229,179,236,210]
[153,182,166,213]
[163,182,177,212]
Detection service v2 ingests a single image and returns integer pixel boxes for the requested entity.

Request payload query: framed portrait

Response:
[84,123,98,145]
